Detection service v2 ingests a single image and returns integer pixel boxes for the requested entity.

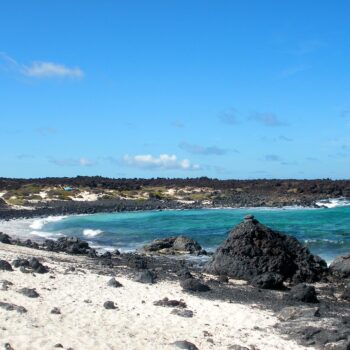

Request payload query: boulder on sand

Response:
[205,215,327,285]
[330,254,350,278]
[142,236,205,255]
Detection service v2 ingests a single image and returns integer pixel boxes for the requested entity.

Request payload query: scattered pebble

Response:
[172,340,199,350]
[0,260,13,271]
[107,277,123,288]
[170,309,193,318]
[18,287,40,298]
[51,307,61,314]
[0,280,13,291]
[103,301,117,309]
[134,270,156,284]
[180,278,210,292]
[0,301,27,314]
[154,297,186,308]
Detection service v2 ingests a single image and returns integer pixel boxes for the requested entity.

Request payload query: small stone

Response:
[54,344,64,348]
[0,301,27,314]
[251,272,284,290]
[277,306,320,321]
[134,270,156,284]
[287,284,319,303]
[218,275,229,283]
[107,278,123,288]
[20,266,30,273]
[0,232,11,244]
[51,307,61,314]
[177,269,193,280]
[228,346,250,350]
[28,257,41,269]
[18,287,40,298]
[154,297,186,308]
[172,340,199,350]
[5,343,14,350]
[103,301,117,309]
[0,260,13,271]
[171,309,194,318]
[35,264,49,274]
[0,280,13,291]
[12,258,29,268]
[180,278,210,292]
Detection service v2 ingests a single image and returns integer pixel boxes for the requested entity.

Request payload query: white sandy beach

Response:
[0,243,313,350]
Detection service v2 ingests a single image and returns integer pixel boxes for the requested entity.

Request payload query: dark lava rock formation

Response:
[44,237,94,255]
[142,235,205,255]
[205,215,327,284]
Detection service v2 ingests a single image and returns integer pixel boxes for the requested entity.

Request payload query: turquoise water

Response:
[37,206,350,262]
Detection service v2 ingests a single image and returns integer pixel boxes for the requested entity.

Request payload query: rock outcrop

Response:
[205,215,327,284]
[44,237,94,255]
[142,235,205,255]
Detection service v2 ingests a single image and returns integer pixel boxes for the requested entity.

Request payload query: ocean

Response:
[1,198,349,264]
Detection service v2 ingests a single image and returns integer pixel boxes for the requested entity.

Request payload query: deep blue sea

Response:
[5,200,349,264]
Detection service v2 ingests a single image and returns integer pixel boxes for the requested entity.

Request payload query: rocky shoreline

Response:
[1,217,349,349]
[0,195,339,221]
[1,176,350,221]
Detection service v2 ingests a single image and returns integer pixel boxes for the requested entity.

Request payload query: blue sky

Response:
[1,1,350,179]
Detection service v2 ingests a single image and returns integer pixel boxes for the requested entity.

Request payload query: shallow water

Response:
[6,204,349,263]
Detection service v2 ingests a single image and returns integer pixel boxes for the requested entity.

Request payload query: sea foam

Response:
[83,229,103,237]
[315,197,350,208]
[29,216,67,230]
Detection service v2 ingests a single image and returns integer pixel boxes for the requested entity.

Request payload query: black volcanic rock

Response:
[104,301,117,309]
[107,278,123,288]
[251,272,285,290]
[172,340,199,350]
[0,301,27,314]
[180,278,210,292]
[0,260,13,271]
[134,270,156,284]
[18,287,40,298]
[287,284,319,303]
[44,236,92,255]
[0,232,11,244]
[143,236,203,255]
[330,254,350,278]
[205,216,327,284]
[153,297,186,308]
[12,258,30,268]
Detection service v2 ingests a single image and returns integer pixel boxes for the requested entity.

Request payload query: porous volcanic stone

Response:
[143,235,203,255]
[205,216,327,284]
[0,260,13,271]
[330,254,350,278]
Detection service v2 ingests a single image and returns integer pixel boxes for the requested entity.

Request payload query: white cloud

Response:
[0,52,84,79]
[49,157,95,167]
[79,157,94,166]
[123,154,200,170]
[24,62,84,78]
